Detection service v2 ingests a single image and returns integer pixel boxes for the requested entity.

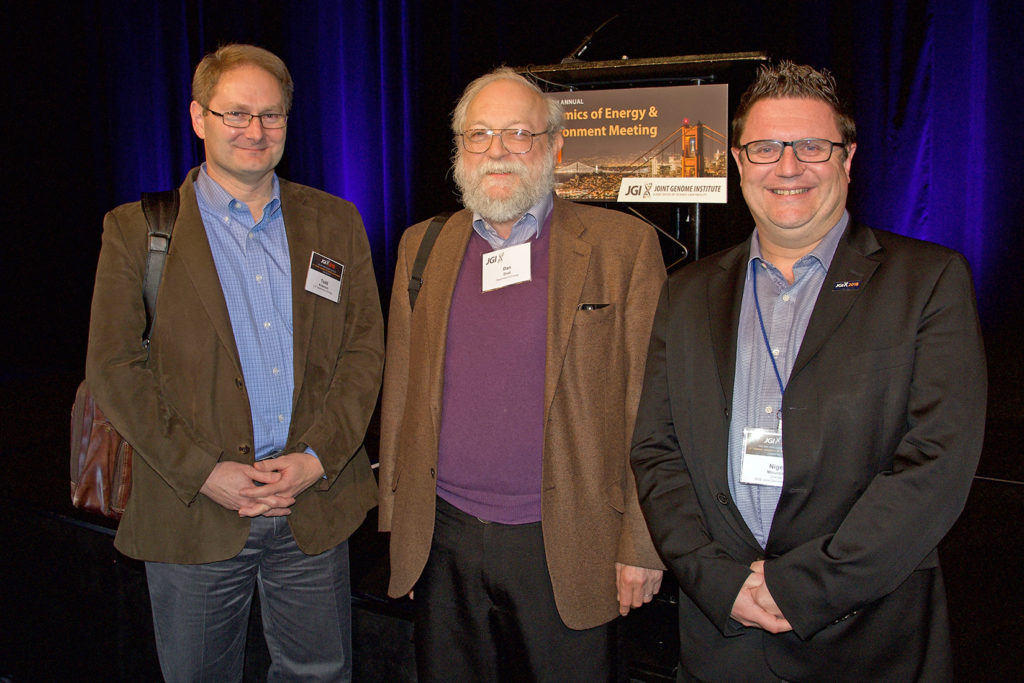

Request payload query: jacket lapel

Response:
[702,240,761,547]
[791,222,883,377]
[282,180,320,400]
[545,200,590,420]
[707,241,749,412]
[421,212,474,432]
[173,169,243,376]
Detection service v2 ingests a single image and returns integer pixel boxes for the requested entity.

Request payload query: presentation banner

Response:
[547,84,729,203]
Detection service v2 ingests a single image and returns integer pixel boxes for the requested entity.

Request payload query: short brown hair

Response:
[732,60,855,148]
[191,44,294,112]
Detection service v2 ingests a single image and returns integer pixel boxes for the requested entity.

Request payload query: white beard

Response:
[454,152,555,224]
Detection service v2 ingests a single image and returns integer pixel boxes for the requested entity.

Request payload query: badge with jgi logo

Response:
[740,426,784,487]
[481,242,531,292]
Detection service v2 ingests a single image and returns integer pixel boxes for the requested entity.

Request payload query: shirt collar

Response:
[195,163,281,229]
[748,210,850,273]
[471,192,554,249]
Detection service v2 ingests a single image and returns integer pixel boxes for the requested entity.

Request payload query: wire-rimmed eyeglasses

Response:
[206,108,288,129]
[458,128,550,154]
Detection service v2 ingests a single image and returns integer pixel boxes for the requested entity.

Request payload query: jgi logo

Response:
[485,253,504,265]
[625,184,641,196]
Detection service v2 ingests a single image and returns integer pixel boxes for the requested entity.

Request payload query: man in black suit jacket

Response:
[630,61,986,682]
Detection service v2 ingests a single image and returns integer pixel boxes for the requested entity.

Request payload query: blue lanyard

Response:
[751,261,787,407]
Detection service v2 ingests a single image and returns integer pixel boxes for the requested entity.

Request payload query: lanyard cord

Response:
[752,260,787,404]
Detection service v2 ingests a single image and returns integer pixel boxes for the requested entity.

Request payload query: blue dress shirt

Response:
[471,192,554,249]
[727,212,850,547]
[195,166,294,461]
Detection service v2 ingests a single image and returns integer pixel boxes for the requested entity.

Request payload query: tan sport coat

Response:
[379,199,666,630]
[85,168,383,563]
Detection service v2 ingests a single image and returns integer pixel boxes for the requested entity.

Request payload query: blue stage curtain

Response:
[846,0,1020,319]
[282,0,418,289]
[72,1,421,290]
[18,0,1020,331]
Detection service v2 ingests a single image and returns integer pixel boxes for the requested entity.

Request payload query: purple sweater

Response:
[435,229,550,524]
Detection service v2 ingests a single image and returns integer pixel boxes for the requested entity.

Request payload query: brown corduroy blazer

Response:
[379,199,666,630]
[85,168,383,563]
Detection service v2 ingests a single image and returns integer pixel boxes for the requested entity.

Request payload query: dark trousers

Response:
[414,496,613,683]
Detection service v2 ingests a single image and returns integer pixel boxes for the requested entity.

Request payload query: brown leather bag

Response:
[70,381,134,519]
[69,189,178,519]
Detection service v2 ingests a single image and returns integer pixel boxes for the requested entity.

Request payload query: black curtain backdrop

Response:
[5,0,1021,399]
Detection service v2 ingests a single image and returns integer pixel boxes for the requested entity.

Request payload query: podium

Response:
[515,51,769,266]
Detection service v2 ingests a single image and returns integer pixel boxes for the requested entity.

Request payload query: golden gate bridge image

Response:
[555,120,727,201]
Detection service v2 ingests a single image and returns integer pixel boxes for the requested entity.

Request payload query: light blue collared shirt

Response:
[194,166,295,461]
[727,211,850,548]
[471,193,554,249]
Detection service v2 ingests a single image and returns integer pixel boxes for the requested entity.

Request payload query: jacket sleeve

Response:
[84,206,222,505]
[377,226,417,530]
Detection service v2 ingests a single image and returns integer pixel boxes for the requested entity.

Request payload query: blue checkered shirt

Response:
[728,212,849,547]
[195,166,295,461]
[471,193,553,249]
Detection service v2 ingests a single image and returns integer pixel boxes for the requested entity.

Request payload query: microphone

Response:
[561,15,620,64]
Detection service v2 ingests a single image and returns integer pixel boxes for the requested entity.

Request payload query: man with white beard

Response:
[378,67,668,681]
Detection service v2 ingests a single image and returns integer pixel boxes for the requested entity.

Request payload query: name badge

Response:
[740,427,784,487]
[305,251,344,302]
[482,242,531,292]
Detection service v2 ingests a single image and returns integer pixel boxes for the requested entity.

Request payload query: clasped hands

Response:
[730,560,793,633]
[199,453,325,517]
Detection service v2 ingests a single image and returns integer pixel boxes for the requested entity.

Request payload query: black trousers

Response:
[414,496,614,683]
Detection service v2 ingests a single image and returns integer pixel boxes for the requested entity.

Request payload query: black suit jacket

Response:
[631,221,986,681]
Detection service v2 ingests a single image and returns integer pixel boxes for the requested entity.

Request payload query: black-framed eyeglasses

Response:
[737,138,845,164]
[206,108,288,129]
[458,128,550,154]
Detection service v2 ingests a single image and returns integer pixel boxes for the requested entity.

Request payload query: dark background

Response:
[2,1,1021,680]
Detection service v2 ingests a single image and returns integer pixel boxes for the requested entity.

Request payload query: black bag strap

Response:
[140,189,180,346]
[408,211,454,311]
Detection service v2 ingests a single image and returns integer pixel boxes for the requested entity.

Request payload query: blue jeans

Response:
[145,516,352,682]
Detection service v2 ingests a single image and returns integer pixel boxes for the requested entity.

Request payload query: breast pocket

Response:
[574,303,615,325]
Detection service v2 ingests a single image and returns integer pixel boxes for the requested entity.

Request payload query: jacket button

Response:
[238,444,251,455]
[429,467,436,478]
[716,492,729,505]
[235,377,244,389]
[832,610,858,624]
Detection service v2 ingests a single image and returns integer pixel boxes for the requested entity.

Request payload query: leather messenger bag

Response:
[70,189,178,519]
